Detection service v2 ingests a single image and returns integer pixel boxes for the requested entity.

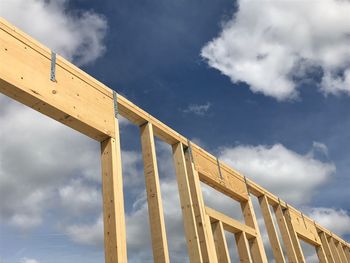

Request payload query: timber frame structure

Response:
[0,17,349,263]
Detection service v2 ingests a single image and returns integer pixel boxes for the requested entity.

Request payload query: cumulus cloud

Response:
[305,207,350,237]
[182,102,211,116]
[218,143,336,206]
[0,0,107,65]
[201,0,350,100]
[63,215,104,246]
[0,95,101,230]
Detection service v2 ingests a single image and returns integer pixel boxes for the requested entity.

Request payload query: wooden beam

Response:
[336,240,348,263]
[283,209,306,263]
[140,122,170,263]
[258,195,285,263]
[172,142,203,263]
[316,245,329,263]
[328,237,343,263]
[205,207,257,238]
[191,146,248,202]
[319,232,335,263]
[0,18,115,141]
[184,148,218,263]
[241,197,268,263]
[211,221,231,263]
[344,246,350,261]
[100,119,127,263]
[274,205,299,263]
[235,232,252,263]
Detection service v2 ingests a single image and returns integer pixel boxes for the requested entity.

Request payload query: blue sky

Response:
[0,0,350,262]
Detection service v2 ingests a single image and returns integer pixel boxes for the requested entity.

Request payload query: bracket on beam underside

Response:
[50,51,56,82]
[216,157,223,179]
[113,90,118,118]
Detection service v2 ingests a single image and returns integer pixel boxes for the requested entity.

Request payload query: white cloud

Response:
[218,143,335,206]
[0,0,107,65]
[201,0,350,100]
[19,258,40,263]
[59,179,101,216]
[0,95,101,230]
[305,207,350,237]
[182,102,211,116]
[63,215,104,246]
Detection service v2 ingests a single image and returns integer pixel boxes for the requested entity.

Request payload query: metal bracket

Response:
[50,51,56,82]
[113,90,118,118]
[186,139,193,163]
[216,157,223,179]
[244,176,250,195]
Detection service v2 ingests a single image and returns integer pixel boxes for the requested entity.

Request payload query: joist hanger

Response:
[186,139,193,162]
[113,90,118,118]
[216,157,223,179]
[50,51,56,82]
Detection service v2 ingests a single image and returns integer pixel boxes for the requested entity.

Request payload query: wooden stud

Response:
[336,240,348,263]
[274,205,299,262]
[258,195,285,263]
[328,237,343,263]
[241,197,268,263]
[101,119,127,263]
[172,142,203,262]
[212,221,231,263]
[344,246,350,261]
[283,209,306,263]
[140,122,170,263]
[235,232,252,263]
[184,148,218,263]
[319,232,335,263]
[315,245,329,263]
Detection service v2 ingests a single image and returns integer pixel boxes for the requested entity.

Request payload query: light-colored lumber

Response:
[274,205,299,262]
[191,146,248,202]
[184,149,218,263]
[235,232,252,263]
[1,16,350,263]
[336,240,348,263]
[316,245,329,263]
[283,209,306,263]
[344,246,350,261]
[205,207,257,238]
[100,119,127,263]
[258,195,285,263]
[0,18,115,141]
[241,197,268,263]
[140,122,170,263]
[319,232,335,263]
[328,237,343,263]
[172,142,203,263]
[211,221,231,263]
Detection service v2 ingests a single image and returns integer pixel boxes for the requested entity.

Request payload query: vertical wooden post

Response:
[258,195,286,263]
[319,232,335,263]
[283,209,306,263]
[274,205,298,263]
[315,245,329,263]
[184,147,218,263]
[336,241,347,263]
[172,142,203,262]
[101,119,127,263]
[344,246,350,261]
[235,232,252,263]
[140,122,170,263]
[241,197,268,263]
[212,221,231,263]
[328,237,342,263]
